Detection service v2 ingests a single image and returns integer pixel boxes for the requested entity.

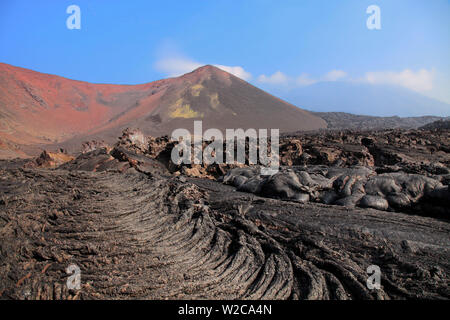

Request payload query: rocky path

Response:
[0,168,449,299]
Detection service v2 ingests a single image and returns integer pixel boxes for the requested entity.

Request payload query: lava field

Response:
[0,128,449,300]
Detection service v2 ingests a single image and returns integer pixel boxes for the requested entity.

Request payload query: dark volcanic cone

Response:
[123,65,327,135]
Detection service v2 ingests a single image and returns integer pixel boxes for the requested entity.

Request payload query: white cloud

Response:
[257,70,346,87]
[323,70,347,82]
[154,56,252,80]
[363,69,434,92]
[256,68,436,94]
[296,73,317,86]
[257,71,289,85]
[214,65,252,81]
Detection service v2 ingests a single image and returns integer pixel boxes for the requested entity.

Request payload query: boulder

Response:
[25,150,74,168]
[359,195,389,211]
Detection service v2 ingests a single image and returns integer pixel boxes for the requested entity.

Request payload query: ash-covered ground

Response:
[1,128,449,300]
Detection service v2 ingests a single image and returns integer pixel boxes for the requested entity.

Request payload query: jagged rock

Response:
[110,147,167,175]
[81,140,110,153]
[24,150,74,168]
[59,148,126,172]
[116,128,149,154]
[310,146,342,165]
[279,139,303,166]
[286,128,449,175]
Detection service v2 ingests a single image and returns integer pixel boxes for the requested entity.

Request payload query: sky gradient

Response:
[0,0,449,114]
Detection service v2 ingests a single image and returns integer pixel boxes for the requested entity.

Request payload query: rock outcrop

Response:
[24,150,74,168]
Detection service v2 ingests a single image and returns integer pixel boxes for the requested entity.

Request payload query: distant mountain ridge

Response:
[419,119,450,130]
[266,81,450,118]
[313,112,447,130]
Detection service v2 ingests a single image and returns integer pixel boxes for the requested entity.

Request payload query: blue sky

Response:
[1,0,449,109]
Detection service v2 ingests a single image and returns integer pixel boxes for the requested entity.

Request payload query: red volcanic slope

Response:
[0,63,167,145]
[0,63,326,158]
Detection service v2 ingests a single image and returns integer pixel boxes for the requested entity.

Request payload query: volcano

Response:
[0,63,326,158]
